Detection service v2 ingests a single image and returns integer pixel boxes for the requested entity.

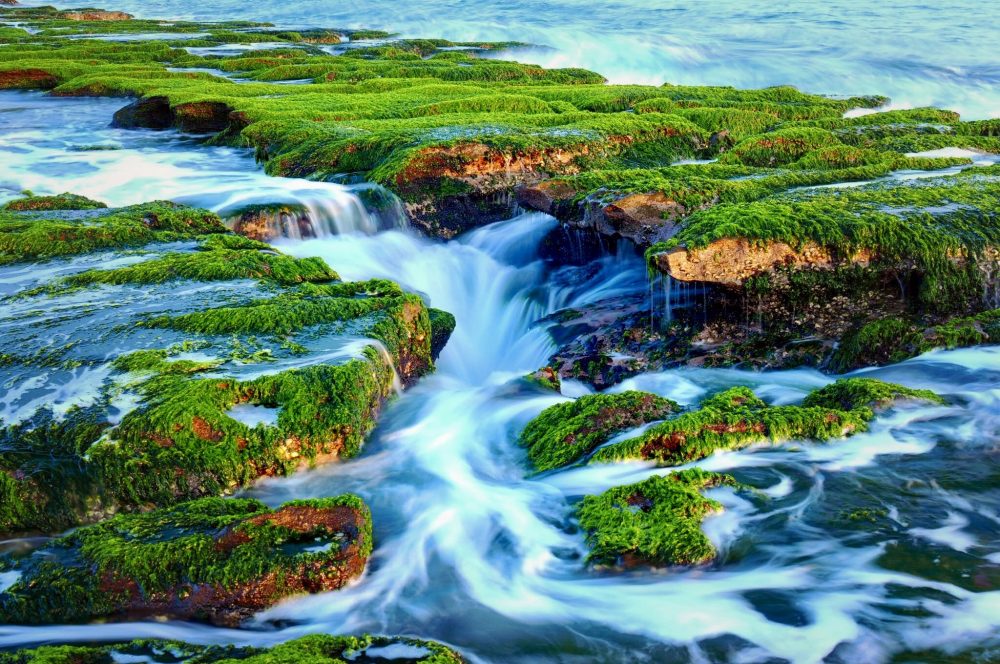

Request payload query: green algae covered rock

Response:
[802,377,944,412]
[0,200,227,265]
[0,201,453,536]
[589,380,941,467]
[577,468,739,567]
[519,391,679,472]
[1,192,107,212]
[0,634,466,663]
[830,310,1000,372]
[0,496,372,626]
[428,307,457,360]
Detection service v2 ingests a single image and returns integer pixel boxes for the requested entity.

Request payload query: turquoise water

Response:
[16,0,1000,118]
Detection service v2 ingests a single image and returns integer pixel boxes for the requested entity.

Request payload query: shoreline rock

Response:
[0,496,372,626]
[0,634,466,663]
[0,197,452,536]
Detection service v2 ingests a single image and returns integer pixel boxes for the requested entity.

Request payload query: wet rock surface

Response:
[0,634,466,663]
[0,496,372,626]
[0,197,448,536]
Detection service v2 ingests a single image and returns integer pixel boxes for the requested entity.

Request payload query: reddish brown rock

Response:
[61,10,133,20]
[0,69,58,90]
[652,238,873,286]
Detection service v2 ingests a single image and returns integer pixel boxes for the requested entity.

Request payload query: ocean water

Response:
[15,0,1000,119]
[2,0,1000,661]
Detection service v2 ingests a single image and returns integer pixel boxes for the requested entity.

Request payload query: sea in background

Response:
[15,0,1000,119]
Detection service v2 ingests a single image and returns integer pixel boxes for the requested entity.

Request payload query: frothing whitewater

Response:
[1,1,1000,661]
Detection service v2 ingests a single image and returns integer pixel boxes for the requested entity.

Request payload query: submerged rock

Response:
[519,391,678,472]
[0,496,371,626]
[0,634,466,664]
[519,379,941,472]
[577,469,740,568]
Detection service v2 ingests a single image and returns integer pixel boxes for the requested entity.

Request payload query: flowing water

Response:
[13,0,1000,119]
[1,68,1000,664]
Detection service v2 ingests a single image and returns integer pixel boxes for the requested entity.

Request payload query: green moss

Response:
[0,201,227,263]
[56,245,339,289]
[720,127,843,167]
[0,634,466,664]
[590,380,939,466]
[577,468,739,566]
[0,495,372,625]
[1,193,107,212]
[428,307,456,359]
[139,281,426,355]
[830,309,1000,371]
[519,391,678,472]
[802,378,944,410]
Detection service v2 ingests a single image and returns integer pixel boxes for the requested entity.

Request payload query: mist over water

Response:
[15,0,1000,118]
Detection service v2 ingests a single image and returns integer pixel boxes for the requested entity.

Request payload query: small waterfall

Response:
[663,272,674,326]
[222,184,409,241]
[650,270,710,331]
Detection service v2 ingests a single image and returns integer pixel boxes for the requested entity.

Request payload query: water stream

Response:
[1,91,999,662]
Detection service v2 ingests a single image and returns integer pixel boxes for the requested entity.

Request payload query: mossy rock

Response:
[0,11,935,236]
[519,391,678,472]
[0,201,228,264]
[0,634,466,663]
[0,202,453,536]
[802,377,944,411]
[428,307,457,360]
[590,380,941,466]
[577,468,739,567]
[0,496,372,626]
[830,310,1000,372]
[1,192,107,212]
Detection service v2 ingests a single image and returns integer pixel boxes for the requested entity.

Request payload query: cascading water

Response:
[2,91,1000,662]
[0,92,405,239]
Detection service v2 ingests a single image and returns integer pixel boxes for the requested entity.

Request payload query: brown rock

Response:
[0,69,58,90]
[60,10,133,20]
[652,238,873,286]
[517,179,579,215]
[601,192,687,245]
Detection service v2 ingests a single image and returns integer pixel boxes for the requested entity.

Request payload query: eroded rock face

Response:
[112,97,242,134]
[0,69,57,89]
[652,239,873,286]
[518,184,709,246]
[228,204,313,241]
[0,496,372,627]
[61,10,133,20]
[396,143,592,237]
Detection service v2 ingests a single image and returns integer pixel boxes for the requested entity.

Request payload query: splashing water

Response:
[1,93,1000,662]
